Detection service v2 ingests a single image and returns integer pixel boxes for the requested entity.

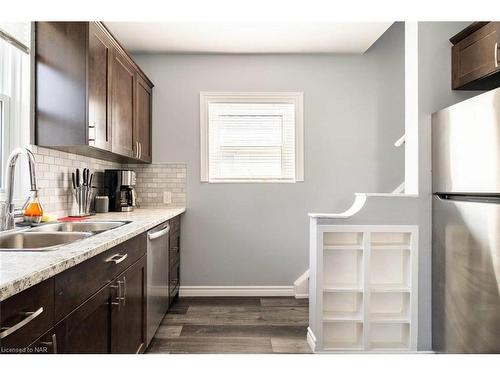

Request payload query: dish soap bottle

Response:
[23,190,44,225]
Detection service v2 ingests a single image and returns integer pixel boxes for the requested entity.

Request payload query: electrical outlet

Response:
[163,191,172,204]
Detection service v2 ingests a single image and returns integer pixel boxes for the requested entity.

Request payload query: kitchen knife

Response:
[72,172,76,189]
[75,168,80,187]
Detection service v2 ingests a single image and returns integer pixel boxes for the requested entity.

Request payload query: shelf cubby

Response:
[323,232,363,247]
[369,246,409,289]
[323,248,363,289]
[370,292,410,322]
[370,232,411,247]
[369,322,410,350]
[323,321,364,350]
[323,291,363,322]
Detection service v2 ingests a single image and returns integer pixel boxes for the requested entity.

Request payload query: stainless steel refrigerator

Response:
[432,87,500,353]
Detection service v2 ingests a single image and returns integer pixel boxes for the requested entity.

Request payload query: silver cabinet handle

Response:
[40,333,58,354]
[105,253,128,264]
[122,276,127,306]
[88,122,96,142]
[135,141,140,158]
[139,142,142,159]
[495,42,499,68]
[117,280,125,305]
[0,307,44,339]
[110,282,122,311]
[148,225,170,240]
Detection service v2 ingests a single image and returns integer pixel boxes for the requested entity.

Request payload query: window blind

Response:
[208,102,296,181]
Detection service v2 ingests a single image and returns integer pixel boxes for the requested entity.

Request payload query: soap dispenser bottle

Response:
[23,190,44,225]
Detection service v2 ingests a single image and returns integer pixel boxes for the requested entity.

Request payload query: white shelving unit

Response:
[308,225,418,353]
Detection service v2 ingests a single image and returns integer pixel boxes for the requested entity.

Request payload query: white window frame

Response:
[200,92,304,183]
[0,24,32,204]
[0,94,11,189]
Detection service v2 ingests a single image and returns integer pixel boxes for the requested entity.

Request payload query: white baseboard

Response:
[179,285,294,297]
[294,269,309,298]
[307,327,317,353]
[295,293,309,299]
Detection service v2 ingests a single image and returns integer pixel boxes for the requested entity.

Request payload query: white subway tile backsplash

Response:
[28,145,186,218]
[123,163,187,209]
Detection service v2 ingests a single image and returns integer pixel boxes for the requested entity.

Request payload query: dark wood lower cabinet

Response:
[28,330,58,354]
[1,216,181,354]
[54,255,147,354]
[54,284,112,354]
[111,255,147,354]
[0,278,54,352]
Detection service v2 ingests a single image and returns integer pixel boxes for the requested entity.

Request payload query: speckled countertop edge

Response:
[0,207,185,301]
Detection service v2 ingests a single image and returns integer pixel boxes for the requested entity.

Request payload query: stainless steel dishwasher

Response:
[146,222,170,346]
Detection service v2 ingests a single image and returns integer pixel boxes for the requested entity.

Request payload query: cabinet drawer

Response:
[55,232,146,321]
[170,251,180,269]
[0,278,54,351]
[170,215,180,233]
[170,232,180,259]
[169,258,180,289]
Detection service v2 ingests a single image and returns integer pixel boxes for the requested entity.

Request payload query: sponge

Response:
[41,213,58,223]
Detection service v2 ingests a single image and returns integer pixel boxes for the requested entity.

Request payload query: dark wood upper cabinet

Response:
[135,74,153,163]
[451,22,500,90]
[35,22,153,163]
[88,22,112,151]
[111,49,136,158]
[35,22,88,147]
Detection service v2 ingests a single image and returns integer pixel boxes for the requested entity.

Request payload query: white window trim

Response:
[0,94,11,190]
[200,92,304,183]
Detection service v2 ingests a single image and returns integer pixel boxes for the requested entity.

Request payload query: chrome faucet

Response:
[1,147,38,230]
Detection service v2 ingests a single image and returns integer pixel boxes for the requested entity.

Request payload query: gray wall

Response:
[134,22,405,287]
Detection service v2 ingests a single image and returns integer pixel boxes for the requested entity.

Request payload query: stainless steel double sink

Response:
[0,221,130,251]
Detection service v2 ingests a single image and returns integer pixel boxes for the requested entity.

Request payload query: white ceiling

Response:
[105,22,393,54]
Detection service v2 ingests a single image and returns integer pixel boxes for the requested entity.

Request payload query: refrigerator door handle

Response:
[435,192,500,204]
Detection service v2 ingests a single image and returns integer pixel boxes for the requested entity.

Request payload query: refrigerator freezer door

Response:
[432,195,500,353]
[432,87,500,194]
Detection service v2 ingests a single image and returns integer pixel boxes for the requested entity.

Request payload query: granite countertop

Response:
[0,207,185,301]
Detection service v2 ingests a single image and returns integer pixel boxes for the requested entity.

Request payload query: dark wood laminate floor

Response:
[146,297,311,354]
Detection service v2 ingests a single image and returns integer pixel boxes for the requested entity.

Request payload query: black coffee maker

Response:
[104,170,137,212]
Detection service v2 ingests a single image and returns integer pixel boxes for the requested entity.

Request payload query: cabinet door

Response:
[88,22,112,151]
[54,285,112,354]
[135,74,152,162]
[111,255,147,354]
[111,49,136,158]
[28,329,58,354]
[452,23,500,89]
